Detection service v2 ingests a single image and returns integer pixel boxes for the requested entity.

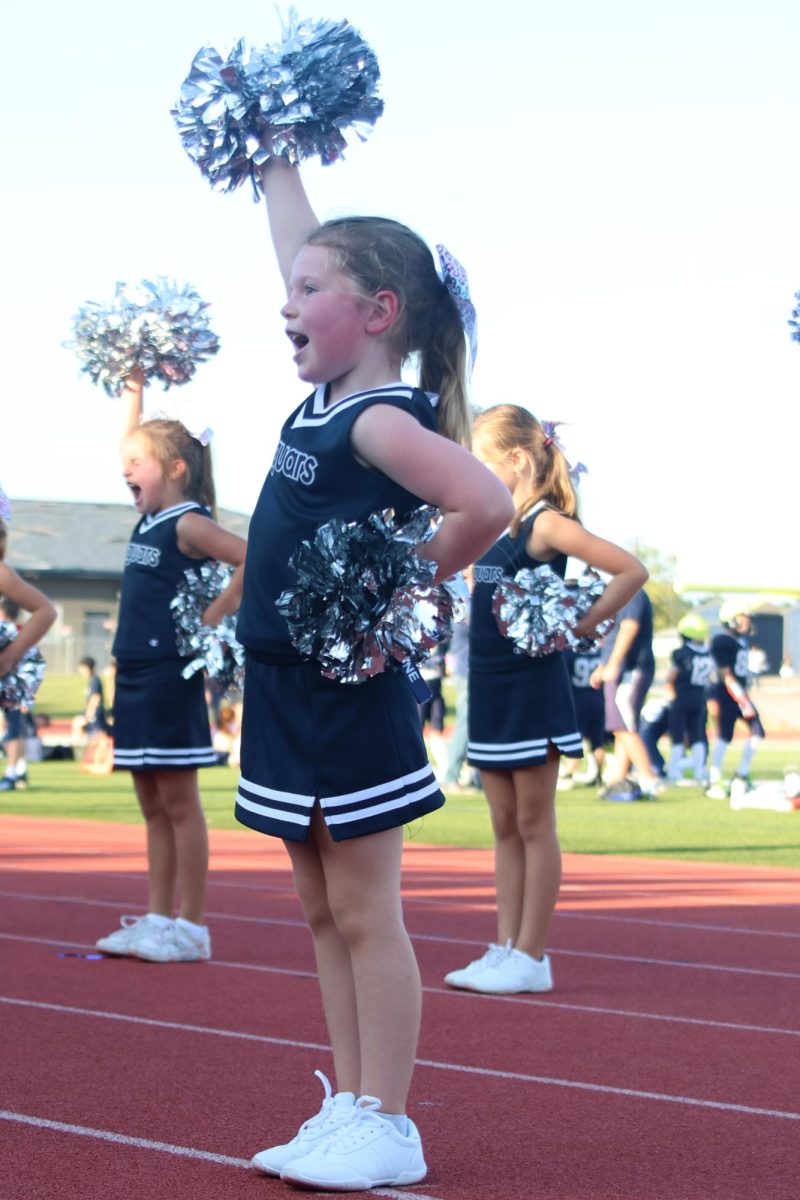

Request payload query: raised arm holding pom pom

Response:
[238,150,513,1190]
[92,372,246,966]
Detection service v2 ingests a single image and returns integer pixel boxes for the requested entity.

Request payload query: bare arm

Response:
[350,405,515,582]
[0,564,57,676]
[259,159,320,289]
[529,510,648,641]
[176,514,247,623]
[121,369,145,436]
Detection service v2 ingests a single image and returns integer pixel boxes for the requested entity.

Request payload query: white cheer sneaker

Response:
[132,918,211,963]
[444,940,512,990]
[251,1071,356,1177]
[467,947,554,994]
[280,1095,427,1191]
[95,914,163,957]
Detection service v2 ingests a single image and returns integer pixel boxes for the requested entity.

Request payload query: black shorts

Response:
[236,656,444,843]
[668,694,708,745]
[573,687,606,750]
[711,688,765,743]
[467,653,582,770]
[113,659,215,771]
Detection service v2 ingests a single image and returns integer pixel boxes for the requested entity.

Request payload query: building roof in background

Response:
[6,499,249,577]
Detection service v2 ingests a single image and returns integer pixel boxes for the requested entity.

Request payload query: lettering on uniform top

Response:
[126,543,162,568]
[149,639,159,647]
[473,564,506,585]
[270,440,318,486]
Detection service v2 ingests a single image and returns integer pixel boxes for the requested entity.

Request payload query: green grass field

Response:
[7,675,797,869]
[2,750,798,869]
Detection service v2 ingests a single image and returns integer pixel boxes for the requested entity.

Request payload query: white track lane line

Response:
[1,931,800,1039]
[1,996,799,1123]
[3,873,800,939]
[0,1111,438,1200]
[1,892,798,980]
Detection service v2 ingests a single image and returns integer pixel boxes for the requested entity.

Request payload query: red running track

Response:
[0,815,798,1200]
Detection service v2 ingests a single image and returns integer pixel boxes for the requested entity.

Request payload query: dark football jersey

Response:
[711,631,750,685]
[565,644,603,689]
[671,640,714,695]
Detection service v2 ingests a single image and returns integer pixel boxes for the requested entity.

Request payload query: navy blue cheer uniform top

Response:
[113,501,211,661]
[111,501,217,771]
[467,504,583,769]
[237,383,438,659]
[235,383,446,843]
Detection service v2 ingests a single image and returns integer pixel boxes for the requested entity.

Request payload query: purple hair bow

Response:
[541,420,587,488]
[0,486,11,523]
[436,244,478,370]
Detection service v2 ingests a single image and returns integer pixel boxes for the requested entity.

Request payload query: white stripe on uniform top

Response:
[291,384,417,429]
[322,779,441,827]
[140,501,202,529]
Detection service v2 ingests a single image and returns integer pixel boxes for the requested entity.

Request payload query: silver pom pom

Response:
[493,566,613,657]
[172,12,384,199]
[171,562,244,696]
[0,622,46,709]
[276,507,463,684]
[67,278,220,397]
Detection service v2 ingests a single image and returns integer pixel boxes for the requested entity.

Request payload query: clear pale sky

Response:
[3,0,799,591]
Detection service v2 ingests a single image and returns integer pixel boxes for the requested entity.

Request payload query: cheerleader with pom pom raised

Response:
[92,371,247,965]
[176,12,514,1186]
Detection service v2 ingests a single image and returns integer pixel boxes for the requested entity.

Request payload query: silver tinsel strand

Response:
[276,506,464,684]
[0,622,46,709]
[492,566,614,657]
[68,278,220,397]
[172,11,384,199]
[171,562,244,696]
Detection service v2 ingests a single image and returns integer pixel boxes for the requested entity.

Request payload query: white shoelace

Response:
[315,1097,386,1155]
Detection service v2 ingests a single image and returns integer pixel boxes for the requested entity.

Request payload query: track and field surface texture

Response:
[1,816,798,1200]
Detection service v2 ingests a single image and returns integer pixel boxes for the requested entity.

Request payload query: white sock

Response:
[690,742,707,779]
[15,758,26,775]
[176,916,206,935]
[377,1112,409,1135]
[738,737,761,777]
[710,741,729,776]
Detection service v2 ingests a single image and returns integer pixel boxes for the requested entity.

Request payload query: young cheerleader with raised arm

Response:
[235,157,513,1191]
[445,404,648,995]
[0,494,57,791]
[94,371,247,963]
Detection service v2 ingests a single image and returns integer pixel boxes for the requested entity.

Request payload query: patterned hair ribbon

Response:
[436,244,478,369]
[0,485,11,523]
[192,426,214,448]
[541,420,588,488]
[149,409,214,447]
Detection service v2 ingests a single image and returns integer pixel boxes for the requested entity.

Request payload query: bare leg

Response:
[133,770,176,917]
[513,752,562,959]
[483,751,562,959]
[314,808,421,1112]
[481,768,525,944]
[153,768,208,924]
[284,822,361,1097]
